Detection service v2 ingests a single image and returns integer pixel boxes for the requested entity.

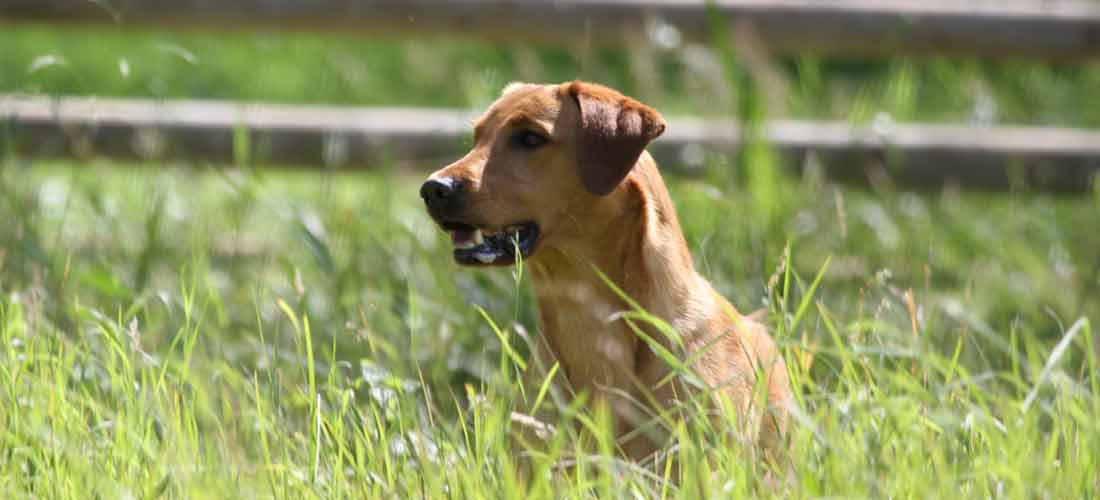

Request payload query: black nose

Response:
[420,177,464,212]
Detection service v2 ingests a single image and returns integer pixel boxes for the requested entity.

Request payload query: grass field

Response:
[2,161,1097,497]
[1,24,1100,498]
[4,24,1100,126]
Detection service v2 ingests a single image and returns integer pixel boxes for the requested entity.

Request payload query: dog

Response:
[421,81,793,467]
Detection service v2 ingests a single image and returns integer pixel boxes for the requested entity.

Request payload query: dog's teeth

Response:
[472,229,484,245]
[455,239,476,250]
[473,251,497,263]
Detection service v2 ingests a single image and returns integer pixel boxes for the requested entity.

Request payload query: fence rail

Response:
[3,1,1100,60]
[4,95,1098,191]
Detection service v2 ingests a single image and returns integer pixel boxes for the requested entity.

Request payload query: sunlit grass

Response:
[0,162,1097,497]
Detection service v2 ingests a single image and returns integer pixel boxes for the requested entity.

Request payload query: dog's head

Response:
[421,80,666,266]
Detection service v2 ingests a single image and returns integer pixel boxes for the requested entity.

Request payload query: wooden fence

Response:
[2,1,1100,190]
[4,95,1099,191]
[2,1,1099,59]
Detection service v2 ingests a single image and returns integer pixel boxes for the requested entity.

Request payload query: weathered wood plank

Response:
[2,0,1099,60]
[3,95,1099,191]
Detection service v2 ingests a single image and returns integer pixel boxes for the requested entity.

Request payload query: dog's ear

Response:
[567,81,666,196]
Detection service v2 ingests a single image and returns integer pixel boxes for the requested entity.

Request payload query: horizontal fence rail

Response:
[2,1,1100,60]
[3,95,1099,191]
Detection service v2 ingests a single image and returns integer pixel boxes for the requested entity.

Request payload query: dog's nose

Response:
[420,177,465,211]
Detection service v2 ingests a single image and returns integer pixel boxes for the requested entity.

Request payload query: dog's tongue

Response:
[448,228,484,249]
[451,228,478,247]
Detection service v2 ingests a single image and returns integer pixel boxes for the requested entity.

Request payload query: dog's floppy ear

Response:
[567,81,666,196]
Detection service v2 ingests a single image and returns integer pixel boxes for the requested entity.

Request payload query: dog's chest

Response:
[534,281,637,390]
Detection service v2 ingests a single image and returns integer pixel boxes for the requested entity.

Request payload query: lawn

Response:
[1,24,1099,498]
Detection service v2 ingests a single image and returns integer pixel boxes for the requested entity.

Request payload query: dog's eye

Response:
[512,130,548,150]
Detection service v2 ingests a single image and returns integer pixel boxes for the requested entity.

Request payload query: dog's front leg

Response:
[511,334,569,454]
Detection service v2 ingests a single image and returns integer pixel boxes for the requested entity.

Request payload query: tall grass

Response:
[0,161,1097,497]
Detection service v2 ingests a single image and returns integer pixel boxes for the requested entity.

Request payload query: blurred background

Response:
[1,1,1099,497]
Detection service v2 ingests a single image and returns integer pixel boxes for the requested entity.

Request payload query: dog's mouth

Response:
[440,221,540,266]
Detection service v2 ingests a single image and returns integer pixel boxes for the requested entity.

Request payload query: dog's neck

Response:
[528,154,712,339]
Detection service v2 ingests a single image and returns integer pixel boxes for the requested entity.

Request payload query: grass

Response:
[0,160,1098,497]
[1,21,1099,498]
[3,24,1100,126]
